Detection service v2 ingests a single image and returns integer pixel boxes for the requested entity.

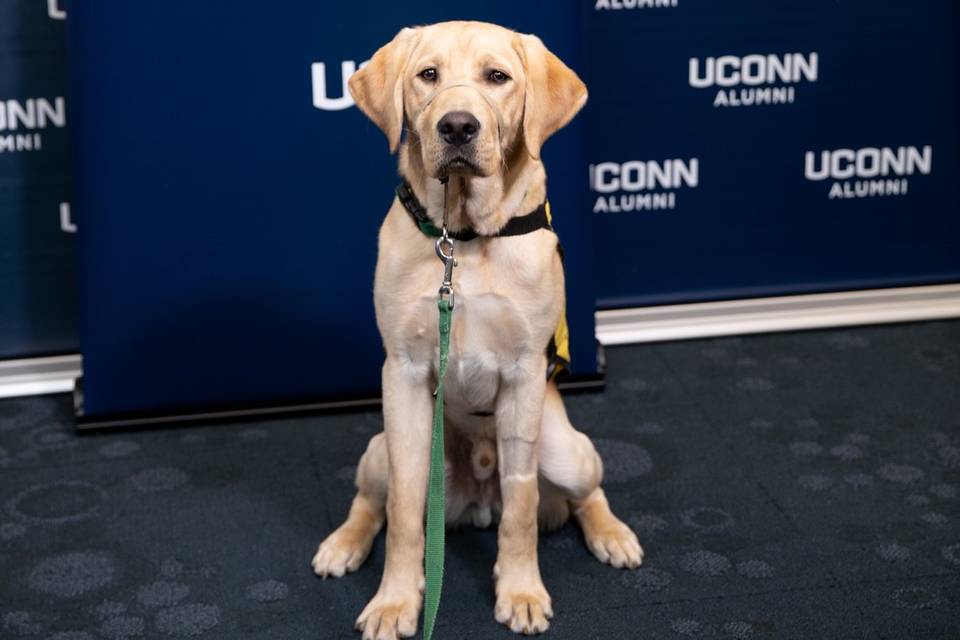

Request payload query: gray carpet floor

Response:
[1,320,959,639]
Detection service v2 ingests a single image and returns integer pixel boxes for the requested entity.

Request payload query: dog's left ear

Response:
[349,27,421,154]
[516,34,588,160]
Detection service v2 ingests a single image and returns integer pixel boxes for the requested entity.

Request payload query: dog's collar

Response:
[396,180,552,241]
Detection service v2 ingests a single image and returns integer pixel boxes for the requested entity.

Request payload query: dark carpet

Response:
[2,321,959,639]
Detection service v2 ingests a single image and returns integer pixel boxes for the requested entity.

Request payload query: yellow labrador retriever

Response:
[312,21,642,638]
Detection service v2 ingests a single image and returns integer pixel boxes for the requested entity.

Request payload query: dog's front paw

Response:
[311,526,373,578]
[584,518,643,569]
[494,569,553,635]
[355,591,421,640]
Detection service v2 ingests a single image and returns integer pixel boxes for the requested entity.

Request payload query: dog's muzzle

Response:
[415,82,505,147]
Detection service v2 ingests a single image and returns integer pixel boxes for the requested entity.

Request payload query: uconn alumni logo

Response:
[589,159,699,213]
[0,98,66,153]
[689,53,818,107]
[805,145,932,200]
[595,0,678,9]
[311,60,368,111]
[47,0,66,20]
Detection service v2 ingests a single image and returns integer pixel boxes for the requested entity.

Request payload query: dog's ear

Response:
[348,27,420,154]
[516,34,588,161]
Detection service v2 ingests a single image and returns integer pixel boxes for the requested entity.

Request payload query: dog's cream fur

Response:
[312,21,642,639]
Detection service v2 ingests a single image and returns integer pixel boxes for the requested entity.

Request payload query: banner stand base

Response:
[73,372,606,433]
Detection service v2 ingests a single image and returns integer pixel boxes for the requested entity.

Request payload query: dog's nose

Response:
[437,111,480,146]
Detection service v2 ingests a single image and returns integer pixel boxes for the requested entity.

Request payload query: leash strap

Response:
[418,177,565,637]
[423,177,453,640]
[423,296,451,640]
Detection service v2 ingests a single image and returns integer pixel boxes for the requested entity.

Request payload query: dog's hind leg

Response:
[312,432,387,578]
[537,480,571,533]
[537,382,643,569]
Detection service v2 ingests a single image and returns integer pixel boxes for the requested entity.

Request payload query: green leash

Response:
[423,297,451,640]
[423,177,454,640]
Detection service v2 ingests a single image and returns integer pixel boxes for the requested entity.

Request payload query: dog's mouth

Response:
[439,155,483,176]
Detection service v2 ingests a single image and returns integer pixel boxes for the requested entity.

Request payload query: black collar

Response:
[396,180,552,241]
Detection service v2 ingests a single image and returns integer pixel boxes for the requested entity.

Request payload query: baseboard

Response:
[595,283,960,345]
[73,391,383,432]
[0,354,82,399]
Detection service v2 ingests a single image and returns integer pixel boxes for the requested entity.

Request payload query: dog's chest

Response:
[393,239,552,409]
[444,292,524,413]
[404,291,528,412]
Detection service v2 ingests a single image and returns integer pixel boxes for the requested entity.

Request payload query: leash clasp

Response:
[436,233,456,308]
[435,174,455,308]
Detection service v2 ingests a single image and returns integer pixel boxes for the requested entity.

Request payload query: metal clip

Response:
[435,232,456,308]
[435,174,455,308]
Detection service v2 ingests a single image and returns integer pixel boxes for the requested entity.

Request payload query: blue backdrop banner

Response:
[1,1,956,421]
[66,2,595,419]
[584,0,959,307]
[0,0,76,359]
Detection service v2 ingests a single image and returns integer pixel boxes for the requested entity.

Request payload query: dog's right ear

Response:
[348,27,421,154]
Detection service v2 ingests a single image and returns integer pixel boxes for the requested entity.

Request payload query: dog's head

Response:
[348,21,587,177]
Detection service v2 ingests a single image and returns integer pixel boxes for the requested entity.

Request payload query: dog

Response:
[312,21,642,639]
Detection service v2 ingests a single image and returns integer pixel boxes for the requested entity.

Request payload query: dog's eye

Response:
[418,68,438,82]
[488,69,510,84]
